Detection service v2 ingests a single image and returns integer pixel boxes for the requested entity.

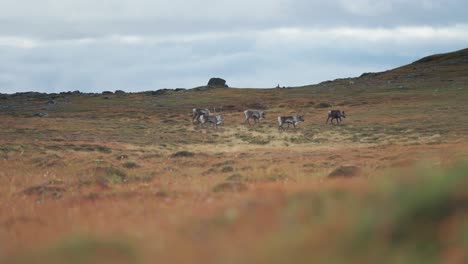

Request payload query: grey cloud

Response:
[1,1,467,37]
[1,0,468,93]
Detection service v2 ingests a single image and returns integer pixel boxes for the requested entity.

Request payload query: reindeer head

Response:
[216,115,224,125]
[341,111,346,118]
[296,108,304,118]
[260,111,266,120]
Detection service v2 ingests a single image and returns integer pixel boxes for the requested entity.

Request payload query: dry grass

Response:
[1,66,468,263]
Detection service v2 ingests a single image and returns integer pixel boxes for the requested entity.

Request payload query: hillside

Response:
[0,49,468,264]
[307,47,468,90]
[371,48,468,81]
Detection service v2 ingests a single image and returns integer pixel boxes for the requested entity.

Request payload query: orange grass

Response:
[1,74,468,263]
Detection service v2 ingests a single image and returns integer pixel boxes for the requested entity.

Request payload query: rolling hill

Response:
[0,48,467,264]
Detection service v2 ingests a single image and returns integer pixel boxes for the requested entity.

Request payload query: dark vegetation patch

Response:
[45,145,62,151]
[202,168,218,175]
[31,154,63,168]
[171,151,195,158]
[265,174,289,182]
[235,133,271,145]
[122,162,140,169]
[96,145,112,153]
[155,190,169,198]
[212,160,236,167]
[315,102,332,108]
[116,154,129,160]
[140,153,163,159]
[328,166,362,178]
[95,167,128,184]
[221,166,234,173]
[129,173,157,183]
[58,144,112,153]
[225,173,290,183]
[226,173,244,181]
[23,180,67,199]
[212,182,248,193]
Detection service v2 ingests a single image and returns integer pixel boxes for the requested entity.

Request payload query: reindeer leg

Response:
[326,116,330,124]
[293,123,297,129]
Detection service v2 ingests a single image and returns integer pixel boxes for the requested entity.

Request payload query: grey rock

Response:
[207,78,228,87]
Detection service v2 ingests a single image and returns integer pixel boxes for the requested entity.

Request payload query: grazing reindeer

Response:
[326,110,346,125]
[199,113,224,129]
[192,108,211,123]
[244,109,266,126]
[278,115,305,130]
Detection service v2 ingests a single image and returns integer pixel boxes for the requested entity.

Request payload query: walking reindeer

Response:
[278,109,305,130]
[326,110,346,125]
[198,107,224,129]
[244,109,266,126]
[192,108,211,124]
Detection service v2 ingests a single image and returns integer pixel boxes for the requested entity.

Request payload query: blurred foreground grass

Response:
[4,162,467,264]
[254,162,468,264]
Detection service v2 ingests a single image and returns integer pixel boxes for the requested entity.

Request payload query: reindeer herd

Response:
[191,107,346,130]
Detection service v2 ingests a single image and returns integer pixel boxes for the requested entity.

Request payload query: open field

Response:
[1,50,468,263]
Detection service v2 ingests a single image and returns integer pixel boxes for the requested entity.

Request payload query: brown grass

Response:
[1,67,468,263]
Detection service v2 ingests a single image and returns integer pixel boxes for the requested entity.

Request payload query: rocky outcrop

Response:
[207,78,228,87]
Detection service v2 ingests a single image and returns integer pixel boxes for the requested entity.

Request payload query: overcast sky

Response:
[1,0,468,93]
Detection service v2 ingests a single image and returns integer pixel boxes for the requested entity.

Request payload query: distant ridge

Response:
[354,48,468,84]
[412,48,468,65]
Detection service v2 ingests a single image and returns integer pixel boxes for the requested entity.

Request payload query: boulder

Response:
[207,78,228,87]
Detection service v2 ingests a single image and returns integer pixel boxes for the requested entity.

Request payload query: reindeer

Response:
[326,110,346,125]
[244,109,266,126]
[199,107,224,129]
[278,109,305,130]
[199,114,224,129]
[192,108,211,124]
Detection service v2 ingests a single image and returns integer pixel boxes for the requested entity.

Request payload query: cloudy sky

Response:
[1,0,468,93]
